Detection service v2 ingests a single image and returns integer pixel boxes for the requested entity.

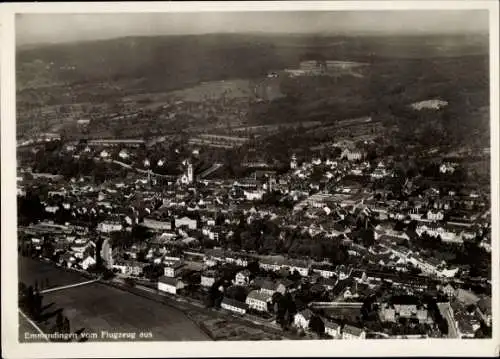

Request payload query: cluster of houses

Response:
[18,131,492,340]
[440,283,492,338]
[293,309,366,339]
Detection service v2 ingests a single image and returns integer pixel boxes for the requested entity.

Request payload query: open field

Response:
[37,282,210,342]
[18,257,210,342]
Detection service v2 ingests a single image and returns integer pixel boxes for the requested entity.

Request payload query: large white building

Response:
[416,224,463,244]
[164,262,185,278]
[245,290,272,312]
[158,276,185,294]
[142,218,172,231]
[174,216,197,230]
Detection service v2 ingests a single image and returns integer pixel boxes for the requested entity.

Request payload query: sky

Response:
[16,10,489,46]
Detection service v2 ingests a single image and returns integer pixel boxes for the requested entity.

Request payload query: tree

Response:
[359,228,375,248]
[63,317,71,334]
[55,311,64,333]
[309,315,325,335]
[225,285,248,303]
[124,277,136,287]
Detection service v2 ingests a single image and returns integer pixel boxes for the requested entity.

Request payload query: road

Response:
[309,302,364,309]
[438,302,459,338]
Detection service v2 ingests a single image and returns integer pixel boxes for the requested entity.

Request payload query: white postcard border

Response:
[1,1,499,358]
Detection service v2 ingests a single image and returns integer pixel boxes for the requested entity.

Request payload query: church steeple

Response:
[290,153,297,170]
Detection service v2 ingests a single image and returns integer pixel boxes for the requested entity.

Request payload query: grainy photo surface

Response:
[4,3,497,356]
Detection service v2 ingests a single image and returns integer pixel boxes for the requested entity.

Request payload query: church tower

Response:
[187,160,194,184]
[290,154,297,170]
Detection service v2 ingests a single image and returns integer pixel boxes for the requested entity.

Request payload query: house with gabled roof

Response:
[342,324,366,339]
[442,283,456,298]
[324,319,342,339]
[158,276,185,294]
[234,269,252,286]
[201,269,219,288]
[221,297,248,315]
[294,309,313,330]
[253,277,277,296]
[164,261,185,278]
[245,290,272,312]
[312,263,337,279]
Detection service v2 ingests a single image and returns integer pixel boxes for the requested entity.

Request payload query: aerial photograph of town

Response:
[14,8,493,344]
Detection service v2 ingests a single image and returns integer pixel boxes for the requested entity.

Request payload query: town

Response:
[17,119,492,340]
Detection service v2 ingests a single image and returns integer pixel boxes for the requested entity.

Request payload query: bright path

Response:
[40,279,100,294]
[438,302,459,338]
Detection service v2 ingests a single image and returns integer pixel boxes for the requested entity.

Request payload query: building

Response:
[174,216,197,230]
[164,261,185,278]
[179,160,194,185]
[113,260,147,277]
[221,297,248,315]
[290,154,298,170]
[158,276,185,294]
[253,278,277,296]
[287,259,310,277]
[142,218,172,232]
[442,283,456,298]
[341,149,364,161]
[407,255,440,275]
[201,270,219,288]
[100,150,110,158]
[379,302,432,324]
[244,190,266,201]
[259,257,286,272]
[234,270,251,286]
[324,319,342,339]
[439,162,457,174]
[80,255,96,270]
[118,149,130,160]
[276,279,296,294]
[245,290,272,312]
[342,325,366,339]
[204,249,225,267]
[294,309,313,330]
[225,253,249,267]
[312,264,337,279]
[371,162,390,179]
[416,224,463,244]
[88,139,145,148]
[427,210,444,222]
[97,221,123,233]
